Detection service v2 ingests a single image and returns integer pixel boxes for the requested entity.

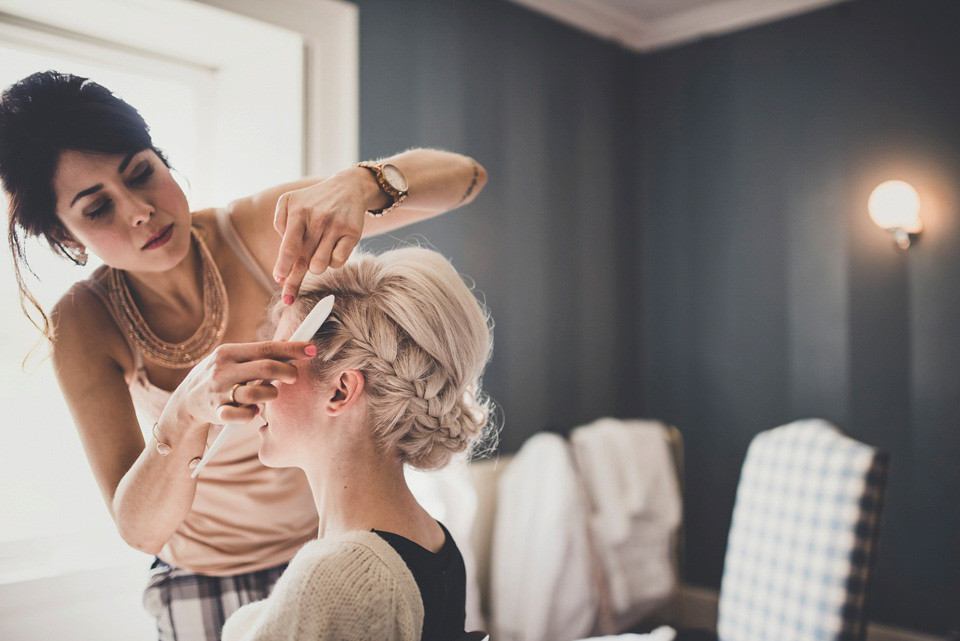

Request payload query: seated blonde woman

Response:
[221,247,494,641]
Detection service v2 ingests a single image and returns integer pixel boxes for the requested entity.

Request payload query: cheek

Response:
[269,376,314,432]
[81,226,138,261]
[260,382,300,465]
[157,173,189,211]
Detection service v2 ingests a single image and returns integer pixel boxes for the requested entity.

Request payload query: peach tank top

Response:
[80,209,318,576]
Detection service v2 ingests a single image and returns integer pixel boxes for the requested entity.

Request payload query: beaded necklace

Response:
[108,226,228,368]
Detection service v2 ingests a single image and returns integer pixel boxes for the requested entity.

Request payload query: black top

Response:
[372,520,466,641]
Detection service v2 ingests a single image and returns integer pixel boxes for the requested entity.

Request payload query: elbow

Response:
[118,526,165,556]
[116,519,164,556]
[130,537,164,557]
[112,501,165,556]
[475,161,488,193]
[461,159,488,206]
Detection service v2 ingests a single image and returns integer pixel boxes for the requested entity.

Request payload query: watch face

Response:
[382,164,408,192]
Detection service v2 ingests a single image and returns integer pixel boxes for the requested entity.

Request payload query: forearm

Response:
[383,147,486,210]
[357,148,487,236]
[261,147,489,293]
[111,408,210,554]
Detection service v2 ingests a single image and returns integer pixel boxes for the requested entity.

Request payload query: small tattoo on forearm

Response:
[458,163,479,204]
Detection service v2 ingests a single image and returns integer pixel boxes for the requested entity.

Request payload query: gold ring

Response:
[230,382,244,405]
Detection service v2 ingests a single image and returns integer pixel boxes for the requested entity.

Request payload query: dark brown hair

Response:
[0,70,169,347]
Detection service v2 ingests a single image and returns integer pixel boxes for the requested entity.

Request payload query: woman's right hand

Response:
[169,340,317,427]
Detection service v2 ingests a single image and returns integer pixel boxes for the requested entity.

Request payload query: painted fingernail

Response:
[283,295,294,305]
[304,345,317,356]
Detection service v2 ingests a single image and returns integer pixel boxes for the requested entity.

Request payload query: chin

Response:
[257,440,278,468]
[136,227,191,271]
[257,440,291,469]
[258,454,278,468]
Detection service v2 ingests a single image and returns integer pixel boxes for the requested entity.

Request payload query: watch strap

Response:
[357,161,408,217]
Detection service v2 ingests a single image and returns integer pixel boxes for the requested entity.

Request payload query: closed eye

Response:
[86,199,112,220]
[84,166,154,220]
[130,165,154,186]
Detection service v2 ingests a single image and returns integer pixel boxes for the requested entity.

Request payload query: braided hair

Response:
[277,247,496,470]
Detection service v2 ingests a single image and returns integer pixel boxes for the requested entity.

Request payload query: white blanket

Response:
[490,432,597,641]
[579,625,677,641]
[571,418,682,630]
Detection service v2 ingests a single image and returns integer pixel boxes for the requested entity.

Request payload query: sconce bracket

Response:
[892,227,920,250]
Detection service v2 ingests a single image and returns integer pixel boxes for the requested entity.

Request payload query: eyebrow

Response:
[70,151,138,207]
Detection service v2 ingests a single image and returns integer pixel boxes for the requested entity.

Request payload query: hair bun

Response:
[286,247,496,471]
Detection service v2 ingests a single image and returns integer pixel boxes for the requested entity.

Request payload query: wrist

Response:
[355,161,408,217]
[346,165,390,212]
[158,402,209,444]
[152,410,210,474]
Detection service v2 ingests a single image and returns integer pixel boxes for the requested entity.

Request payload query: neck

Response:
[123,228,204,314]
[301,427,426,539]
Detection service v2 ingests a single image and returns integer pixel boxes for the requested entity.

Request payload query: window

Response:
[0,0,315,585]
[0,27,209,581]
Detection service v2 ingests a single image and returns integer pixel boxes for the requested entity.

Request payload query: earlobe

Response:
[51,224,80,249]
[58,234,88,265]
[49,225,89,264]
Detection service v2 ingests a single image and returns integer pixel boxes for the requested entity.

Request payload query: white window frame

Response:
[0,0,312,202]
[193,0,360,177]
[0,0,360,193]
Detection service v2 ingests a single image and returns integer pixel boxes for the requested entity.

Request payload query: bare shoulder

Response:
[50,277,147,512]
[221,180,322,275]
[51,275,131,376]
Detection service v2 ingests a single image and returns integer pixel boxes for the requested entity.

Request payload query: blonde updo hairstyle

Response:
[275,247,495,471]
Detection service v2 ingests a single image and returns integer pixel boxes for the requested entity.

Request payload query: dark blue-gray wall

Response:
[638,0,959,635]
[353,0,959,635]
[354,0,642,454]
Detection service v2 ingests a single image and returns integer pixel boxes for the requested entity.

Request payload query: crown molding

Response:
[509,0,854,52]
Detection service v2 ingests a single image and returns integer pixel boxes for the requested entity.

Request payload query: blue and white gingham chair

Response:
[707,419,888,641]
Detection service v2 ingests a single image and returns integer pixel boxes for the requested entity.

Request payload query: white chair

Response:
[482,422,685,641]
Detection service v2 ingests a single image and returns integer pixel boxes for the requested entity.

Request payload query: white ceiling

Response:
[507,0,854,52]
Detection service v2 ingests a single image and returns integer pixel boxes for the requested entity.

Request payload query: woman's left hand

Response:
[272,169,373,304]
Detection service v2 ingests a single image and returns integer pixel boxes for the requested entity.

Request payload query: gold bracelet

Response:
[152,421,171,456]
[152,421,205,472]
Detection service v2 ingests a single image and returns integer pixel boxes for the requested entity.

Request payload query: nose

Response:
[123,191,154,226]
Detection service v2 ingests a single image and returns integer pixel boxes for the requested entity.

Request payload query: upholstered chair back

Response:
[717,419,888,641]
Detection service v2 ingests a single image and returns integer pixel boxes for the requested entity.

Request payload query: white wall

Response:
[194,0,359,177]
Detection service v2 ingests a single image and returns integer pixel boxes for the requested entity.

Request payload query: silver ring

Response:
[229,382,244,405]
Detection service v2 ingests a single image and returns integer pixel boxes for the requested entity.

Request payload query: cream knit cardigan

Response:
[221,530,424,641]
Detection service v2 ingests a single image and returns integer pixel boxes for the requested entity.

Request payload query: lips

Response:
[143,224,173,249]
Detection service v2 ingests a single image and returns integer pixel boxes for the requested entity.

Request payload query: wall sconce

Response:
[868,180,922,250]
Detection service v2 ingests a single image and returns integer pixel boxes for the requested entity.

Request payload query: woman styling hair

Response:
[221,246,495,641]
[0,70,487,641]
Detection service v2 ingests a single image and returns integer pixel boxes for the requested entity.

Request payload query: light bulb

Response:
[868,180,922,233]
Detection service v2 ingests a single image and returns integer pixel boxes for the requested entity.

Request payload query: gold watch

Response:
[357,161,409,217]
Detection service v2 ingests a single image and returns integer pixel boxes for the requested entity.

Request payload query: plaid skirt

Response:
[142,557,288,641]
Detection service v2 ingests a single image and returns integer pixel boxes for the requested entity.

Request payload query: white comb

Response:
[190,295,335,478]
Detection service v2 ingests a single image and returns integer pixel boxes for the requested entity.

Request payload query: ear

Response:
[325,369,365,416]
[50,223,82,250]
